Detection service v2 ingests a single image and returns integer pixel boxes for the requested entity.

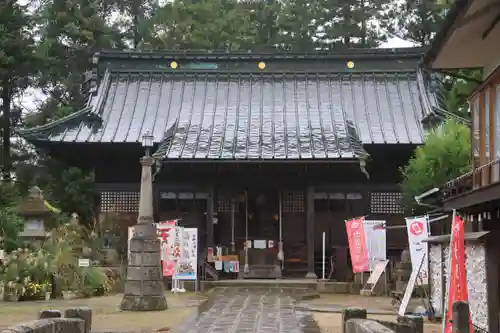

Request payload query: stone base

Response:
[120,295,168,311]
[121,234,168,312]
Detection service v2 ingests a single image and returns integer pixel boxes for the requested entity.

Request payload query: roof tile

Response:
[22,69,433,160]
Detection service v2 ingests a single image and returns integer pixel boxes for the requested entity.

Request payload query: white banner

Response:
[175,228,198,280]
[405,216,430,285]
[363,220,387,271]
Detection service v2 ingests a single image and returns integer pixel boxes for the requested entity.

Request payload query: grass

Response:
[0,292,206,331]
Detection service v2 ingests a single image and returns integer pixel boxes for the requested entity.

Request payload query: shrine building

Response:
[20,48,442,279]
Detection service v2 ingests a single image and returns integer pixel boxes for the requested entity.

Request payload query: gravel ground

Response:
[0,292,206,332]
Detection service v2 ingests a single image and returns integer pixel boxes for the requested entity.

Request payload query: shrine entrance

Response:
[239,189,282,279]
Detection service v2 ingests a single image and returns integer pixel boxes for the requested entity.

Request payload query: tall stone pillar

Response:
[305,186,317,279]
[120,155,167,311]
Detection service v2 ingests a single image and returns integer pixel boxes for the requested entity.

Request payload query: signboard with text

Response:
[174,228,198,280]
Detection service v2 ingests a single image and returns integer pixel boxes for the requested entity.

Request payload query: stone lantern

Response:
[16,186,50,247]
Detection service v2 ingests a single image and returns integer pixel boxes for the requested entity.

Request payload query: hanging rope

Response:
[231,201,235,253]
[244,190,249,273]
[278,191,284,263]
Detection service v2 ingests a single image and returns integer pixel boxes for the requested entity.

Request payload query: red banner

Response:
[444,215,473,333]
[157,220,178,277]
[345,217,369,273]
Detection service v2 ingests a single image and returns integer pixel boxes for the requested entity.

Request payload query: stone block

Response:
[452,301,471,333]
[120,295,168,311]
[128,252,161,266]
[345,318,396,333]
[349,283,362,294]
[65,307,92,333]
[342,308,367,333]
[52,318,85,333]
[126,266,162,280]
[129,238,160,252]
[124,281,164,296]
[397,315,424,333]
[38,310,61,319]
[1,319,55,333]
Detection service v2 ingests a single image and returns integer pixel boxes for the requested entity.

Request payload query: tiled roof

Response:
[19,49,438,161]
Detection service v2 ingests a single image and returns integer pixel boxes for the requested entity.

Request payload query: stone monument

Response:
[120,132,167,311]
[395,248,413,293]
[16,186,50,248]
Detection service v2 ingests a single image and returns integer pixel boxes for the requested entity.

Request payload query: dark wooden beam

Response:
[443,182,500,211]
[457,2,500,29]
[305,186,317,278]
[482,12,500,39]
[206,186,215,249]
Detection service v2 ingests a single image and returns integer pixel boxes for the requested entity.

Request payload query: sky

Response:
[380,36,417,48]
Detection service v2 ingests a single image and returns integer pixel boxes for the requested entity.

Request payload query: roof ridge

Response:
[95,47,428,62]
[18,107,94,136]
[106,69,420,75]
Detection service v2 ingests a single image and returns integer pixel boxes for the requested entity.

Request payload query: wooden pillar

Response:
[206,186,215,249]
[305,186,317,279]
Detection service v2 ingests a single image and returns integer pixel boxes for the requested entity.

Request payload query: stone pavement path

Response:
[171,287,320,333]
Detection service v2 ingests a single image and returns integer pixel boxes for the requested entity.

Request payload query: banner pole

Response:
[322,232,326,280]
[441,209,456,333]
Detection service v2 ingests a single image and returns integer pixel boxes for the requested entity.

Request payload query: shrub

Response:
[0,218,117,301]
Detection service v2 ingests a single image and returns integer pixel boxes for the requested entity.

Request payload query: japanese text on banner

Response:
[405,216,429,284]
[345,217,369,273]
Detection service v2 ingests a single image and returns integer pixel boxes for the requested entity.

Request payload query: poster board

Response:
[361,260,389,294]
[174,227,198,280]
[398,253,426,316]
[364,220,387,271]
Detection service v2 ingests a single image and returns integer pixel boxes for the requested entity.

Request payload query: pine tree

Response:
[385,0,448,46]
[143,0,255,50]
[317,0,390,49]
[0,1,37,180]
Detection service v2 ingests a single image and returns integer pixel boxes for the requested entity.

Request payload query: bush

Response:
[0,218,116,301]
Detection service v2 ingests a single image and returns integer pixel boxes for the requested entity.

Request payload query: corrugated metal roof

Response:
[20,67,432,160]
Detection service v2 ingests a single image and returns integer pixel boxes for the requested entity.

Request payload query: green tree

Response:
[143,0,256,50]
[385,0,448,46]
[317,0,390,48]
[277,0,321,51]
[0,0,37,180]
[0,182,23,252]
[12,0,119,224]
[400,120,472,214]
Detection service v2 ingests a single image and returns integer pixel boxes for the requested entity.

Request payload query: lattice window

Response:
[283,191,304,212]
[370,192,403,214]
[100,191,140,213]
[217,193,240,212]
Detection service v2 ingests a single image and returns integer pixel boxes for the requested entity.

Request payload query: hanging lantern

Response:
[258,61,266,70]
[347,61,355,69]
[170,61,178,69]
